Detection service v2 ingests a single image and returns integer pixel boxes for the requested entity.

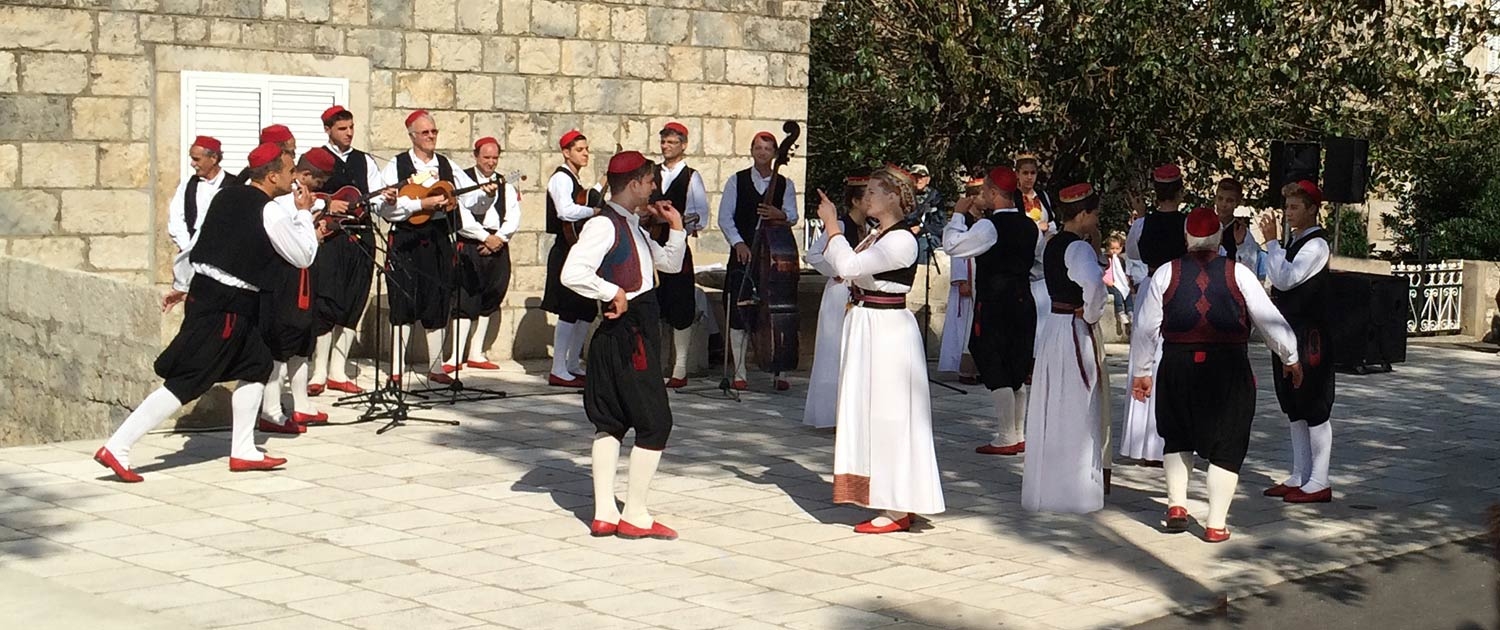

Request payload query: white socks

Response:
[447,319,472,369]
[620,446,663,527]
[392,324,412,378]
[330,326,354,382]
[230,381,265,461]
[104,387,184,468]
[730,329,748,381]
[424,327,445,375]
[469,315,492,363]
[551,321,575,379]
[592,433,622,524]
[990,388,1019,446]
[671,327,692,380]
[1164,451,1193,508]
[311,332,333,384]
[261,361,286,421]
[287,356,315,415]
[1305,422,1333,493]
[1013,384,1029,442]
[1205,464,1239,530]
[568,321,588,375]
[1284,420,1310,487]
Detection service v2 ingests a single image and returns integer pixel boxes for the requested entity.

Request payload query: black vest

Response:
[323,147,371,195]
[189,185,279,289]
[595,211,645,293]
[660,163,696,218]
[1139,210,1188,273]
[546,166,594,235]
[1270,228,1331,324]
[1161,252,1250,345]
[395,152,454,228]
[184,176,202,238]
[973,211,1040,302]
[870,229,918,287]
[732,168,787,247]
[1220,222,1238,261]
[837,215,863,249]
[1043,231,1085,307]
[463,167,505,236]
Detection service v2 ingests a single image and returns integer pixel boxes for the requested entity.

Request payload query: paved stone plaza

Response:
[0,342,1494,630]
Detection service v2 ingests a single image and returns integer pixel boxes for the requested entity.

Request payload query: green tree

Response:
[809,0,1500,243]
[1383,115,1500,260]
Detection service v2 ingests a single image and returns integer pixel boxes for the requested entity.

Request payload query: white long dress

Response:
[937,254,974,373]
[1119,224,1165,462]
[1022,236,1108,514]
[827,229,945,516]
[803,229,853,428]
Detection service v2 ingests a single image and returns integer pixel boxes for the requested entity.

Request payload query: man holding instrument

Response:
[308,105,389,396]
[542,129,603,387]
[717,131,799,391]
[372,110,497,388]
[442,136,522,374]
[655,122,709,388]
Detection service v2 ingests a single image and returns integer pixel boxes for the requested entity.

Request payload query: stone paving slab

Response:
[0,343,1494,630]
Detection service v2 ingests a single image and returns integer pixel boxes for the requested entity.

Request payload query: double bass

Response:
[743,121,802,373]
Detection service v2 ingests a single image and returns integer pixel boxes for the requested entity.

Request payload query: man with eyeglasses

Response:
[372,110,498,388]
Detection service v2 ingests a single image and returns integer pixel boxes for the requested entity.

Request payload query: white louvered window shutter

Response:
[181,71,350,179]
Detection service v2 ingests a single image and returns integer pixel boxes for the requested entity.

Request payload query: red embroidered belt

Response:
[850,289,906,310]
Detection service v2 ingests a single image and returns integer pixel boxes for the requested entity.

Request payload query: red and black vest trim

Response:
[595,211,643,293]
[1161,251,1249,345]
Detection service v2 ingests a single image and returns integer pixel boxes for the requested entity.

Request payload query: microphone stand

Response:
[716,214,765,402]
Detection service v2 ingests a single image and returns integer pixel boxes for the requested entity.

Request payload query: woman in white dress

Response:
[1022,183,1108,514]
[803,173,870,428]
[1119,226,1165,467]
[815,165,945,534]
[938,177,982,384]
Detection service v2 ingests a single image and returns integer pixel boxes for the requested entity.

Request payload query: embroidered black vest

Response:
[1043,231,1085,307]
[1161,251,1250,345]
[595,211,644,293]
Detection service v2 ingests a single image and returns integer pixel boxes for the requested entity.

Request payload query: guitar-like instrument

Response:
[397,170,525,226]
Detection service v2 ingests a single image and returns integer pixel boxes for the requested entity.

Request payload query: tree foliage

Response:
[808,0,1500,246]
[1383,114,1500,260]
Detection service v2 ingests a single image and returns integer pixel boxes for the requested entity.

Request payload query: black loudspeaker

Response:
[1327,271,1408,374]
[1269,140,1321,207]
[1322,137,1370,204]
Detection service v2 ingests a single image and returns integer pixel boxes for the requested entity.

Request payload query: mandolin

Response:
[398,170,523,226]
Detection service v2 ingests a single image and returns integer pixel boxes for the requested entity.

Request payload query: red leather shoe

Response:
[326,380,364,394]
[1203,527,1231,543]
[441,363,457,374]
[1263,483,1298,497]
[1164,506,1190,533]
[93,447,143,483]
[428,372,454,385]
[976,442,1024,456]
[589,520,618,537]
[570,370,587,379]
[616,520,678,540]
[292,411,329,425]
[548,374,585,388]
[466,360,500,370]
[307,382,325,396]
[774,379,790,391]
[731,380,748,391]
[1284,487,1332,503]
[229,456,287,472]
[854,516,912,534]
[665,377,687,388]
[256,417,304,435]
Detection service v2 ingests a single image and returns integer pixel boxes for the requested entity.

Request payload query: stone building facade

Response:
[0,0,823,363]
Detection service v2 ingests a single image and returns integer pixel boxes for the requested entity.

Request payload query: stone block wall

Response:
[0,0,823,362]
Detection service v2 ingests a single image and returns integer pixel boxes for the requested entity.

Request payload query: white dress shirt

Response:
[457,179,522,242]
[1130,260,1300,377]
[1219,219,1261,269]
[167,168,227,251]
[547,166,601,223]
[374,150,493,222]
[562,201,687,302]
[1264,226,1330,292]
[717,167,800,248]
[660,159,709,233]
[191,194,320,292]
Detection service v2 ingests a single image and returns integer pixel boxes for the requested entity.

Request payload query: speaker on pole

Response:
[1269,140,1320,207]
[1322,136,1370,204]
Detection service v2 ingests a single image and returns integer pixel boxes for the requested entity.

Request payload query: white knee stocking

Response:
[591,433,622,523]
[1206,464,1239,530]
[1285,420,1310,487]
[391,324,412,378]
[231,381,266,461]
[1165,451,1193,508]
[288,356,315,415]
[551,321,574,379]
[104,388,184,468]
[330,326,354,382]
[568,322,588,375]
[311,332,333,384]
[1304,422,1333,493]
[447,319,472,369]
[671,326,692,380]
[1013,384,1029,443]
[424,327,446,375]
[990,388,1018,446]
[620,445,664,527]
[730,329,748,381]
[469,315,493,362]
[261,361,286,420]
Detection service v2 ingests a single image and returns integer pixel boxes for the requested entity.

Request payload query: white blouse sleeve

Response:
[822,229,917,280]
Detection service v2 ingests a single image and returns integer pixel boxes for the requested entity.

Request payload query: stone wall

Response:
[0,0,823,361]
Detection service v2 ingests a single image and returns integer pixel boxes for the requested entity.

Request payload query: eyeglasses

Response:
[413,129,439,136]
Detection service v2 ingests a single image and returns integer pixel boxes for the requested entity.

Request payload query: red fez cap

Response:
[473,136,500,153]
[987,166,1018,192]
[320,105,349,124]
[752,131,777,146]
[965,176,985,188]
[1185,206,1219,238]
[607,151,649,175]
[1294,180,1323,205]
[1152,164,1181,183]
[559,129,584,150]
[845,175,869,187]
[661,122,689,138]
[404,110,430,128]
[303,146,336,173]
[259,124,293,145]
[247,142,284,170]
[192,135,221,154]
[1059,183,1094,204]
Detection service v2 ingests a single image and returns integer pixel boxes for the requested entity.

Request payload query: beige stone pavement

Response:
[0,342,1495,630]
